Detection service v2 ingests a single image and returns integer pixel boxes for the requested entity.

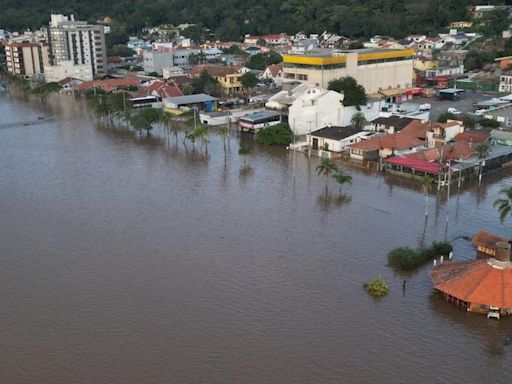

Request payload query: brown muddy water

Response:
[1,93,512,383]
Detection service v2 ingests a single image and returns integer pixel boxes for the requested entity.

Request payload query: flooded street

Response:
[1,93,512,383]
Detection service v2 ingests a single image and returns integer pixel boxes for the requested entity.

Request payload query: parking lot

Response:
[401,90,503,122]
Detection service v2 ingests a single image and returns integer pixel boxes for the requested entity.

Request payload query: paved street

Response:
[401,90,505,122]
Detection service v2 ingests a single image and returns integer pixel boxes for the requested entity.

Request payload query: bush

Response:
[388,242,452,272]
[256,123,293,146]
[437,112,456,123]
[363,277,389,297]
[388,247,421,271]
[480,118,500,128]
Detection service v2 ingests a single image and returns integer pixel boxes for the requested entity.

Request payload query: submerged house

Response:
[431,241,512,317]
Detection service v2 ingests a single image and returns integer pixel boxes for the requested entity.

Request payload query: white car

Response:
[419,103,431,111]
[447,107,462,115]
[475,109,487,116]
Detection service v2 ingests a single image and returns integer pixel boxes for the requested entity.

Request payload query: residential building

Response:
[139,80,183,99]
[3,40,49,77]
[308,125,378,154]
[449,21,473,29]
[191,64,244,95]
[162,66,185,79]
[44,60,93,82]
[472,231,510,259]
[143,50,174,74]
[261,64,284,86]
[74,78,140,93]
[499,73,512,93]
[282,48,414,92]
[263,33,290,46]
[47,14,107,78]
[172,48,199,67]
[369,116,415,134]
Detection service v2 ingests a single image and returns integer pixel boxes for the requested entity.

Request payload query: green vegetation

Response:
[363,277,389,298]
[240,72,258,89]
[388,241,453,272]
[462,115,475,129]
[191,70,223,96]
[0,0,478,41]
[110,44,135,57]
[255,123,292,146]
[246,52,282,70]
[316,158,338,195]
[328,76,367,106]
[130,108,162,135]
[437,112,456,123]
[350,111,367,130]
[332,171,352,195]
[238,144,251,165]
[494,187,512,239]
[480,118,500,128]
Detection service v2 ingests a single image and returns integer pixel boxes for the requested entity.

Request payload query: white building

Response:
[143,51,174,74]
[499,74,512,93]
[47,14,107,78]
[282,48,414,93]
[44,60,93,82]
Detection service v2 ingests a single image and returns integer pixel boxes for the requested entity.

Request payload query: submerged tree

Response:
[218,126,230,157]
[475,142,491,183]
[316,158,338,195]
[332,170,352,196]
[238,144,251,165]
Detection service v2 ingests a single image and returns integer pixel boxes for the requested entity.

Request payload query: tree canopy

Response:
[0,0,480,41]
[191,70,223,96]
[328,76,367,106]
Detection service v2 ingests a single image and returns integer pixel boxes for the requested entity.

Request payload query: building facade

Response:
[3,40,49,77]
[48,14,107,78]
[44,60,93,82]
[282,48,414,93]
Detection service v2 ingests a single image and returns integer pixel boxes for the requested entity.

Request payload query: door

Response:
[312,138,318,150]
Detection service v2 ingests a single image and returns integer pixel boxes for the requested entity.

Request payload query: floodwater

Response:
[1,92,512,383]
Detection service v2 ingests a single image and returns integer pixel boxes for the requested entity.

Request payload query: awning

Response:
[384,156,440,174]
[404,88,426,96]
[379,88,405,97]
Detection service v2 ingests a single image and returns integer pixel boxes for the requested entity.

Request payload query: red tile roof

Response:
[452,130,490,144]
[75,78,139,92]
[472,231,509,249]
[384,156,440,174]
[140,80,183,98]
[267,64,283,77]
[431,259,512,308]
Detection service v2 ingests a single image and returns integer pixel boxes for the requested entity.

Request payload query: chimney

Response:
[495,242,511,262]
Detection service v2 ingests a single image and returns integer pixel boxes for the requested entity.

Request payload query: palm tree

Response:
[316,158,338,195]
[420,174,433,217]
[351,111,367,130]
[193,124,209,154]
[494,187,512,240]
[238,144,251,165]
[332,170,352,196]
[218,126,230,157]
[475,142,491,183]
[159,111,174,145]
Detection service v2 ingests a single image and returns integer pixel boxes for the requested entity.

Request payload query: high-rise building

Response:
[47,14,107,78]
[3,39,49,78]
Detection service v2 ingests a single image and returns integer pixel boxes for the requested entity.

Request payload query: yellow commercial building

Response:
[282,48,414,93]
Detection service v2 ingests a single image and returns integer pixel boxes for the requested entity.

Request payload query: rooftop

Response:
[311,125,362,140]
[163,93,218,106]
[239,110,281,122]
[371,116,415,131]
[472,231,509,250]
[431,258,512,308]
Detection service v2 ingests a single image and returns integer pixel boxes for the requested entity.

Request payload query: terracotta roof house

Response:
[348,120,429,161]
[472,231,510,259]
[75,78,140,93]
[139,80,183,99]
[431,241,512,317]
[452,130,490,144]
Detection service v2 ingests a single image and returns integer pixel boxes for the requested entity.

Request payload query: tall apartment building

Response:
[3,40,50,78]
[282,48,414,93]
[47,14,107,78]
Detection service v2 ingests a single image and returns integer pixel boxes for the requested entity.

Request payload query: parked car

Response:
[447,107,462,115]
[419,103,431,111]
[475,109,488,116]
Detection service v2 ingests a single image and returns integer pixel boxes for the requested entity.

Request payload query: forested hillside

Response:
[0,0,486,39]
